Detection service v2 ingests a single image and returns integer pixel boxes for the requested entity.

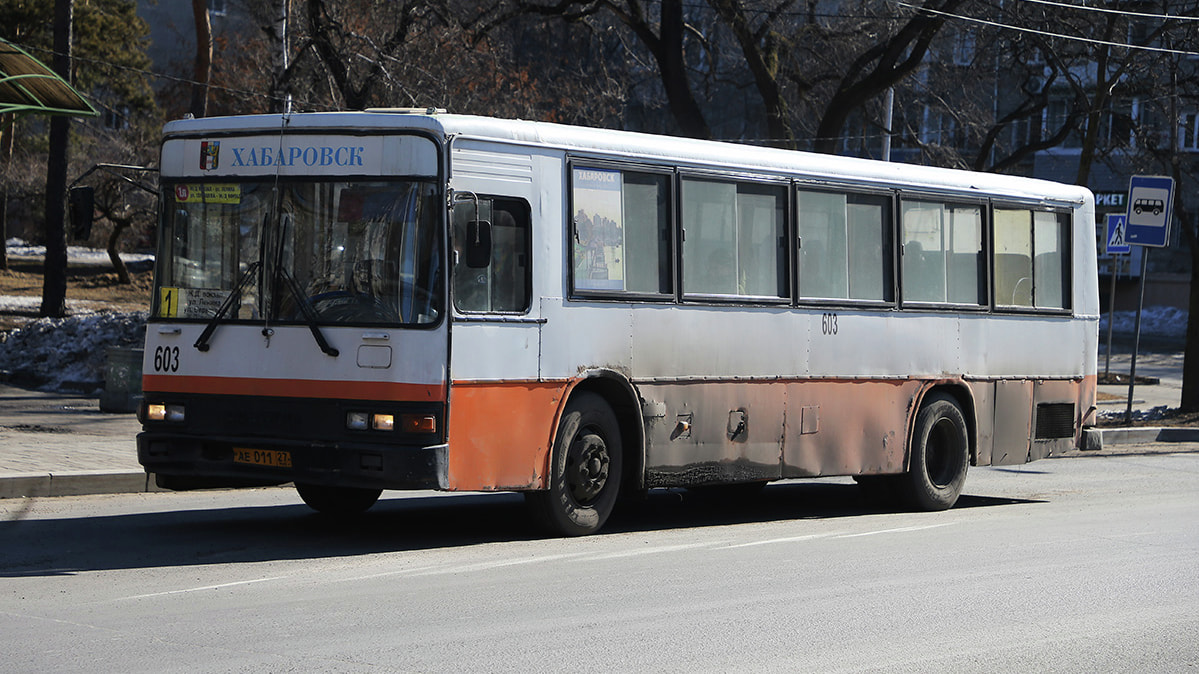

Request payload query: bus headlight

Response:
[371,414,394,431]
[146,403,186,423]
[346,411,370,431]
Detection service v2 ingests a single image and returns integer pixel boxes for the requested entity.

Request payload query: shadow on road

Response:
[0,481,1042,577]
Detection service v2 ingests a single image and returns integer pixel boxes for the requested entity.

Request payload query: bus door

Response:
[444,193,557,491]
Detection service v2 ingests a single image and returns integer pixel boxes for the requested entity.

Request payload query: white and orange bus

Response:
[138,110,1098,536]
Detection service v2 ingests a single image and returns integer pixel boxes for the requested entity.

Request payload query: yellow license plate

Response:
[233,448,292,468]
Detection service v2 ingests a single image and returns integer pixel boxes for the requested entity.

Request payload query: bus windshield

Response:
[157,179,443,326]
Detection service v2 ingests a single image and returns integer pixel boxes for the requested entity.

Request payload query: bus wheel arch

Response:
[527,373,643,536]
[901,385,974,511]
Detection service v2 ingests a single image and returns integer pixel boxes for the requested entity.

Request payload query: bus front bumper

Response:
[138,432,448,492]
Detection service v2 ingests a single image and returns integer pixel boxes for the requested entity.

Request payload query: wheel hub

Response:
[568,432,610,505]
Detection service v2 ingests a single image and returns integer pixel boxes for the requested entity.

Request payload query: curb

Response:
[0,470,162,499]
[1082,426,1199,450]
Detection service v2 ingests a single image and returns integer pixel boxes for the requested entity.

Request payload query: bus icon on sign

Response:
[1127,186,1170,228]
[1132,198,1163,216]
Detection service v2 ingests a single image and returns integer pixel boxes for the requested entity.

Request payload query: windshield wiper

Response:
[193,260,260,352]
[277,266,340,357]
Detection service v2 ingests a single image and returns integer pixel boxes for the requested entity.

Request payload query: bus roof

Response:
[163,110,1092,206]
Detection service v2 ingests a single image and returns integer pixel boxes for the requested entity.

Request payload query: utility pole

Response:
[41,0,73,318]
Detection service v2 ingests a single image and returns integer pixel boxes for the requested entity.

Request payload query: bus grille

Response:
[1035,403,1075,439]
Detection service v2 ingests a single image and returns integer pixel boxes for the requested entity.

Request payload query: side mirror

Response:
[466,219,492,268]
[68,186,95,240]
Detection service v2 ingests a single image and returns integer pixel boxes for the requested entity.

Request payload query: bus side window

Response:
[452,196,531,313]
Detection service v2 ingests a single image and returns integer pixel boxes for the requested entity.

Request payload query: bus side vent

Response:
[1035,403,1075,439]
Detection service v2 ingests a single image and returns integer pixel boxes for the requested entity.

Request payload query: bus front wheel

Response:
[900,393,969,511]
[296,483,382,516]
[527,392,623,537]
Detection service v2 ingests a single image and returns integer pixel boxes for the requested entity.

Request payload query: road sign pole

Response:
[1104,258,1119,378]
[1124,247,1150,424]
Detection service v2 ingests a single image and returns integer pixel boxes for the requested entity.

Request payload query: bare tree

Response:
[191,0,213,118]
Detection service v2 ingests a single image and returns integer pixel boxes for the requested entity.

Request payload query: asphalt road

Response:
[2,452,1197,673]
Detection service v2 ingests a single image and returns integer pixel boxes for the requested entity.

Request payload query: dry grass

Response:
[0,255,152,331]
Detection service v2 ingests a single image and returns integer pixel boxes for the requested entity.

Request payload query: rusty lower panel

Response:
[641,382,786,488]
[444,380,568,491]
[782,380,923,478]
[992,380,1034,466]
[987,377,1089,465]
[638,379,925,487]
[1031,379,1086,460]
[1078,373,1098,443]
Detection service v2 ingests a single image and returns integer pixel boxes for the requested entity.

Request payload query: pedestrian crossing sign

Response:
[1106,214,1130,254]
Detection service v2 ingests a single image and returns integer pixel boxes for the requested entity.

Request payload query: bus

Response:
[138,110,1099,536]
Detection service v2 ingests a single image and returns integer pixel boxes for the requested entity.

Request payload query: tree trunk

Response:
[0,112,14,271]
[190,0,212,118]
[41,0,73,318]
[106,219,131,285]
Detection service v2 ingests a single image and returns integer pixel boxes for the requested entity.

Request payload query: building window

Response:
[1181,112,1199,151]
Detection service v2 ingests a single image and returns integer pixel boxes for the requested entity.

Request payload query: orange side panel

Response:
[143,374,446,401]
[446,380,569,491]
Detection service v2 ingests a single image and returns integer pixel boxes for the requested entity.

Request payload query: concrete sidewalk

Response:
[0,343,1196,499]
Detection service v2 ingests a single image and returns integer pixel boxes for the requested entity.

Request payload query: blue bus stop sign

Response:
[1124,175,1174,247]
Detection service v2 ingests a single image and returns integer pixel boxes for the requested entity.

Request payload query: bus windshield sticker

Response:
[181,288,233,319]
[573,168,625,291]
[173,183,242,204]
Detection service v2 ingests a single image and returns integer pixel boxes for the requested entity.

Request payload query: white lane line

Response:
[407,551,591,578]
[719,533,842,549]
[579,542,717,561]
[719,522,956,549]
[834,522,955,538]
[117,576,291,601]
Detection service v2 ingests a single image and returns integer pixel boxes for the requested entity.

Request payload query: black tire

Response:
[295,483,382,516]
[898,393,969,511]
[526,392,623,536]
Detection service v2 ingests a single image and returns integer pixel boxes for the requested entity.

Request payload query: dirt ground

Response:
[0,255,152,331]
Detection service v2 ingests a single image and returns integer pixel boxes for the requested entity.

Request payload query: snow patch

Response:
[1098,306,1187,340]
[6,237,154,264]
[0,311,148,394]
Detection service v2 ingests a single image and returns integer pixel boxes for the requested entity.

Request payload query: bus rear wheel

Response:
[296,483,382,516]
[526,392,623,537]
[899,393,969,511]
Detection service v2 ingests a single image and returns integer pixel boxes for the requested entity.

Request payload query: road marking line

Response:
[117,576,290,601]
[579,542,715,561]
[719,533,841,549]
[834,522,955,538]
[720,522,956,548]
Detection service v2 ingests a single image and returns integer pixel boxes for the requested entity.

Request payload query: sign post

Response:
[1122,176,1175,424]
[1103,214,1129,378]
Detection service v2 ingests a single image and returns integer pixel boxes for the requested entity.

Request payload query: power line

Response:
[1012,0,1199,22]
[899,1,1199,56]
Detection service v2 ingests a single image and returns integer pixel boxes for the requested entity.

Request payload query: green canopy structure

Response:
[0,38,97,117]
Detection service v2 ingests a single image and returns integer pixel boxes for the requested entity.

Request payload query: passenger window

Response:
[995,207,1070,310]
[452,196,530,313]
[571,167,671,295]
[798,189,893,302]
[901,200,984,305]
[681,177,788,299]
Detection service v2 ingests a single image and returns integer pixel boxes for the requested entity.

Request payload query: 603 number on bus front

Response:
[153,345,181,372]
